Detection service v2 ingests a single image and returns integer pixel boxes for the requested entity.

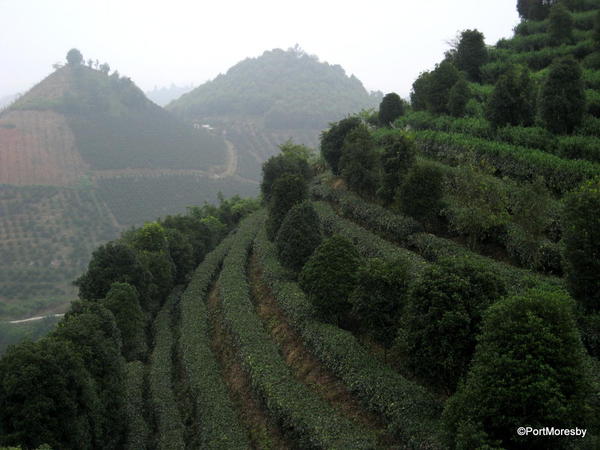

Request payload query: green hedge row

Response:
[178,234,250,450]
[399,110,600,164]
[218,211,378,449]
[312,183,564,295]
[149,290,185,450]
[310,183,423,244]
[413,130,600,195]
[311,201,428,277]
[515,9,599,35]
[253,226,444,448]
[124,361,150,450]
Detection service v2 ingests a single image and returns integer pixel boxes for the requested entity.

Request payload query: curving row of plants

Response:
[311,201,428,277]
[124,361,150,450]
[148,290,185,450]
[217,211,378,449]
[178,233,250,450]
[253,226,443,448]
[312,182,564,295]
[413,129,600,195]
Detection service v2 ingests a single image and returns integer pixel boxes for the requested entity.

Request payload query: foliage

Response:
[260,151,311,202]
[376,132,416,205]
[396,257,507,393]
[455,29,488,82]
[178,234,250,449]
[350,258,410,349]
[517,0,554,20]
[320,116,361,175]
[66,48,83,65]
[442,289,596,449]
[410,71,432,110]
[265,173,308,240]
[413,129,600,195]
[131,222,167,252]
[447,77,471,117]
[75,242,148,301]
[52,302,126,449]
[218,214,378,449]
[338,124,379,197]
[0,338,100,450]
[563,177,600,312]
[275,201,322,273]
[549,2,575,44]
[443,165,510,248]
[103,282,146,361]
[396,161,446,229]
[123,361,150,450]
[148,291,185,450]
[485,64,536,128]
[427,61,461,114]
[378,92,404,126]
[540,56,586,134]
[254,227,444,447]
[595,10,600,44]
[299,235,361,323]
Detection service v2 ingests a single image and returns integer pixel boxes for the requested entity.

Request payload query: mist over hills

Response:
[145,83,195,107]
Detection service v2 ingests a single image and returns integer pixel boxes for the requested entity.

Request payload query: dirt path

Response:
[207,282,291,450]
[247,252,394,446]
[218,138,238,178]
[7,313,64,324]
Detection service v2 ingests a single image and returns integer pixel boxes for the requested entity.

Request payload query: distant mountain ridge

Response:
[146,83,195,107]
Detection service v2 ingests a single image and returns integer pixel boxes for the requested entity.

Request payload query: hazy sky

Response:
[1,0,520,99]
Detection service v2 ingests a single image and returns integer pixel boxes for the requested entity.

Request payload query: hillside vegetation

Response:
[1,3,599,448]
[167,47,382,180]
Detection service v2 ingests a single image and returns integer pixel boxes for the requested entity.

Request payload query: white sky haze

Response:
[0,0,520,99]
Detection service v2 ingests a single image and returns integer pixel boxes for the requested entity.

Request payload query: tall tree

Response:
[266,173,308,240]
[549,2,574,44]
[396,257,506,393]
[442,289,595,449]
[338,125,379,197]
[486,65,536,128]
[66,48,83,65]
[410,71,432,111]
[275,201,322,273]
[447,77,471,117]
[426,61,461,114]
[320,116,361,175]
[299,235,360,323]
[377,133,416,205]
[261,151,311,202]
[455,29,487,82]
[0,339,100,450]
[540,56,585,134]
[378,92,405,126]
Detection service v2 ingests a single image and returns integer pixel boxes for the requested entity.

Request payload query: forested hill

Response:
[166,47,381,181]
[167,46,381,130]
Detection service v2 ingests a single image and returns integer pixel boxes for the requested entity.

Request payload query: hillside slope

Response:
[0,59,257,320]
[168,47,382,180]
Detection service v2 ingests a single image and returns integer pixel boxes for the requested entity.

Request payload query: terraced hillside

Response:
[0,58,258,321]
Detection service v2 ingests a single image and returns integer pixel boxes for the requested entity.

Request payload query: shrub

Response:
[265,173,307,240]
[447,77,471,117]
[549,2,574,44]
[338,125,379,197]
[378,92,404,125]
[396,162,445,230]
[350,258,410,350]
[396,257,506,393]
[563,177,600,312]
[299,235,361,323]
[124,361,150,450]
[261,152,311,202]
[275,201,322,273]
[376,132,416,205]
[486,65,536,128]
[442,289,596,449]
[455,29,488,82]
[320,116,361,175]
[540,56,586,134]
